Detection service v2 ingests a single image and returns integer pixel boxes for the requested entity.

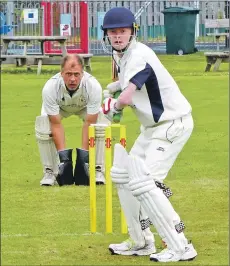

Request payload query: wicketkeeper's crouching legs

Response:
[127,154,197,262]
[35,115,59,186]
[109,143,156,256]
[36,111,110,186]
[35,115,74,186]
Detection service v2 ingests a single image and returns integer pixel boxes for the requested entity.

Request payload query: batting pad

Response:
[128,155,186,254]
[110,144,146,247]
[35,115,59,175]
[110,143,129,183]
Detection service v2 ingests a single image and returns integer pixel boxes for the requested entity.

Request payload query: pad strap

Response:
[140,218,152,230]
[155,181,173,198]
[175,221,185,233]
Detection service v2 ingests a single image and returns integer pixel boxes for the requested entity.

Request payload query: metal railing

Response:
[87,0,229,54]
[0,0,229,55]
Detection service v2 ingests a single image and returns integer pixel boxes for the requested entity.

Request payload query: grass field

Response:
[1,53,228,265]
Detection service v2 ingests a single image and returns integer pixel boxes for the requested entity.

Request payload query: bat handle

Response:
[113,91,122,123]
[113,112,122,123]
[114,91,121,99]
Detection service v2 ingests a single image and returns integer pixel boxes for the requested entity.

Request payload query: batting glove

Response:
[103,81,121,99]
[102,98,123,122]
[106,80,121,93]
[103,89,113,99]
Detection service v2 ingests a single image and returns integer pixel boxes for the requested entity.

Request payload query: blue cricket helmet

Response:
[102,7,136,30]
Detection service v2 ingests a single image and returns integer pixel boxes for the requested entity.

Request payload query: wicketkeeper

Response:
[101,7,197,263]
[35,54,110,186]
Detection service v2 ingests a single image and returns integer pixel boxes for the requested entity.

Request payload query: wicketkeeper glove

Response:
[74,148,89,186]
[56,149,74,186]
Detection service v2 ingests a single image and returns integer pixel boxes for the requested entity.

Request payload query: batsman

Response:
[101,7,197,262]
[35,54,110,186]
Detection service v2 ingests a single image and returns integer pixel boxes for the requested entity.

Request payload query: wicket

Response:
[89,123,128,234]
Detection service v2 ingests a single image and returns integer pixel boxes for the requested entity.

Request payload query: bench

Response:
[0,55,50,75]
[204,52,229,72]
[1,36,68,56]
[205,19,229,51]
[46,53,93,73]
[1,36,69,75]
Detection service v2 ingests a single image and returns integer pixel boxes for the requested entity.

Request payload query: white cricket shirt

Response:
[41,72,102,118]
[114,40,192,127]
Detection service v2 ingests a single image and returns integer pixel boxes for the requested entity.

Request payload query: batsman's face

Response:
[61,60,83,91]
[107,28,132,50]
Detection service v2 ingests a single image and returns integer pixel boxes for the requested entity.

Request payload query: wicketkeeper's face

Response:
[61,60,83,91]
[107,27,132,51]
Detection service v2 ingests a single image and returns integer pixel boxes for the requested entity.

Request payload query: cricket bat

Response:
[112,59,122,123]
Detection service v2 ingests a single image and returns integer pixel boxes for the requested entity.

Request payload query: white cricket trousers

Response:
[130,113,194,182]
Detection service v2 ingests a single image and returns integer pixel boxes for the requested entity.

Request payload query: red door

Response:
[41,1,88,54]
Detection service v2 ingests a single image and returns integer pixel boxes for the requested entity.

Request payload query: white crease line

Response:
[1,230,227,239]
[1,232,104,238]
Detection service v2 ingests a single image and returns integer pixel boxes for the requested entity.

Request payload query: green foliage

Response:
[1,53,228,265]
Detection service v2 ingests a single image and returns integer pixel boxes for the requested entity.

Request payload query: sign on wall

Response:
[60,24,71,36]
[23,9,38,24]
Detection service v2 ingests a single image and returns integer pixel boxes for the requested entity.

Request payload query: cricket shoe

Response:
[40,168,57,186]
[109,238,156,256]
[96,167,105,185]
[149,242,197,262]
